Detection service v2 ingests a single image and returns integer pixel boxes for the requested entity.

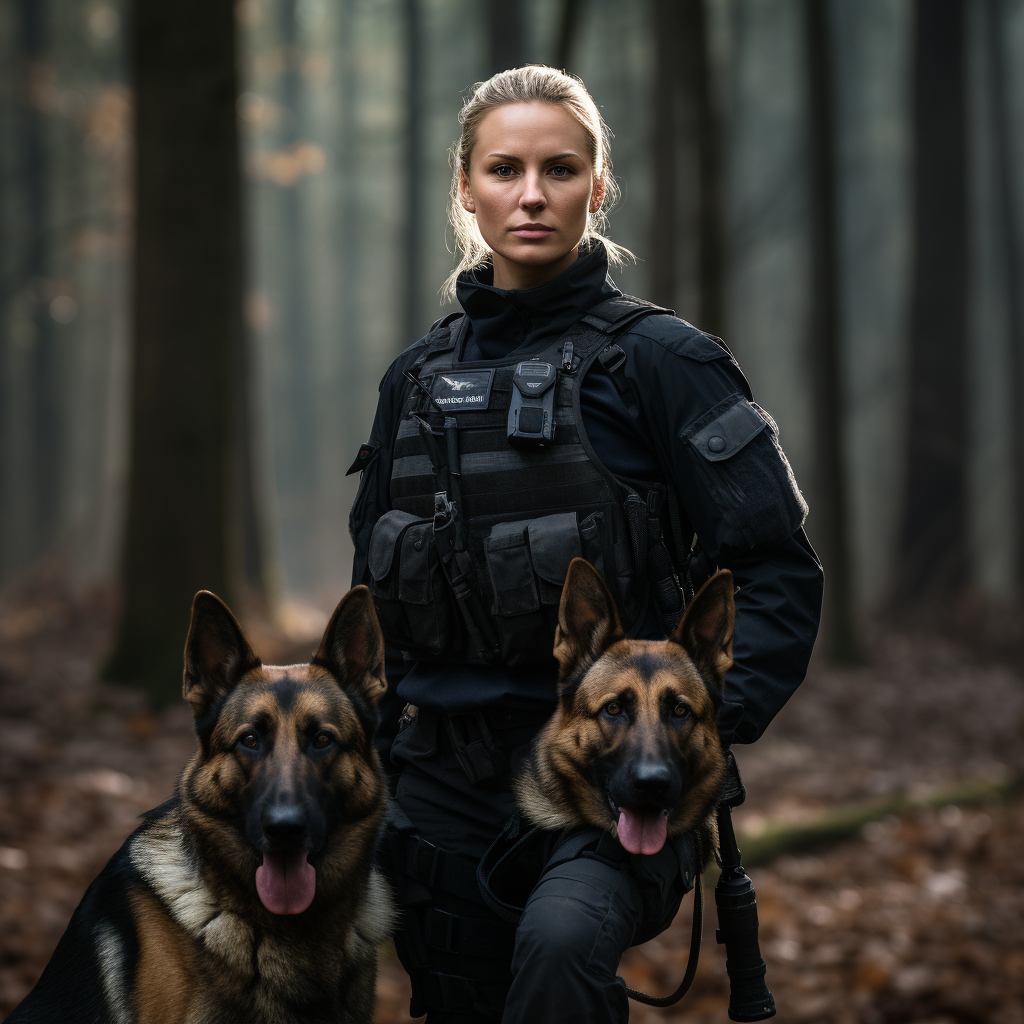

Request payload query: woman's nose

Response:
[520,171,546,209]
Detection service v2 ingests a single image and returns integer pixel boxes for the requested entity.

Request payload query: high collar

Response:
[455,243,621,361]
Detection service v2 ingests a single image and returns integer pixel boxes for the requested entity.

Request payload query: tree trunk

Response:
[17,0,61,561]
[487,0,526,77]
[897,0,968,603]
[804,0,860,661]
[403,0,424,347]
[688,0,723,338]
[649,0,682,309]
[553,0,584,72]
[982,0,1024,596]
[106,0,247,700]
[649,0,721,334]
[275,0,319,587]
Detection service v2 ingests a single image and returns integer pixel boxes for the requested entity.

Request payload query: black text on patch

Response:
[429,369,495,409]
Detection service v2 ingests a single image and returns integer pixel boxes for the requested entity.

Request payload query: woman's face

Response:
[459,101,606,290]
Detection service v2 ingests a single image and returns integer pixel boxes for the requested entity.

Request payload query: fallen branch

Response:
[731,774,1023,869]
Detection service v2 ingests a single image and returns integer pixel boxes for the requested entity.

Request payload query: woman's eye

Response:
[238,731,259,750]
[312,731,334,750]
[493,164,516,178]
[549,165,571,177]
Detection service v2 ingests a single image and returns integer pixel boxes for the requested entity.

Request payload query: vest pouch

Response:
[579,511,606,575]
[368,510,460,658]
[484,512,582,666]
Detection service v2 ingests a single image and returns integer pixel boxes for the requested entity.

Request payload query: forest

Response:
[1,0,1023,1021]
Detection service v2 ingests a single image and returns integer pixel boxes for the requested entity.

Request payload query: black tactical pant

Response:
[386,709,695,1024]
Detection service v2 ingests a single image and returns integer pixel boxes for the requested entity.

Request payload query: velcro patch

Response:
[345,443,378,476]
[429,369,495,409]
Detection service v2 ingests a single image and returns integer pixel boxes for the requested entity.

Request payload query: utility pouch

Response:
[442,712,509,783]
[368,510,462,659]
[483,512,582,666]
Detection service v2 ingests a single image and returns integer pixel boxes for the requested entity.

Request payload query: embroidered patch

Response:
[345,443,378,476]
[428,369,495,409]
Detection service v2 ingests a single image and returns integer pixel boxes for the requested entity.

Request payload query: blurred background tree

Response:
[103,0,269,701]
[3,0,1024,690]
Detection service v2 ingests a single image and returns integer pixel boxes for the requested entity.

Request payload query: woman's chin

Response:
[491,240,582,284]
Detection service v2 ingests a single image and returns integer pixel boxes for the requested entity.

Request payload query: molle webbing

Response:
[390,369,616,521]
[373,295,672,665]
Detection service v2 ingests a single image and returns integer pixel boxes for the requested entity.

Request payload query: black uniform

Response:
[349,245,823,1022]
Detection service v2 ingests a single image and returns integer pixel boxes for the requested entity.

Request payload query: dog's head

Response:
[179,586,387,915]
[518,558,731,855]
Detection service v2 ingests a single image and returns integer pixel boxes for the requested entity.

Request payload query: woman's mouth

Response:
[511,224,554,239]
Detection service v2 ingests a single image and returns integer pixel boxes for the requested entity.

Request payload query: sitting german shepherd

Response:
[517,558,730,859]
[8,586,393,1024]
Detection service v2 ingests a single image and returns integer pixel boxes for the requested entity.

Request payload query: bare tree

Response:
[553,0,584,72]
[403,0,424,347]
[16,0,62,560]
[487,0,527,77]
[804,0,860,661]
[106,0,255,700]
[649,0,721,335]
[896,0,968,603]
[982,0,1024,595]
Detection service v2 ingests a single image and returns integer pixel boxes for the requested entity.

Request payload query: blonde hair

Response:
[443,65,631,301]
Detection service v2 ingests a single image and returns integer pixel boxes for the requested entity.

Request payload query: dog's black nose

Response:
[262,801,308,843]
[630,762,672,798]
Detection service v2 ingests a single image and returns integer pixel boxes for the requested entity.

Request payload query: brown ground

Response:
[1,572,1022,1023]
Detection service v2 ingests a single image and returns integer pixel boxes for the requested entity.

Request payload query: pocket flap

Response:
[528,513,582,585]
[368,510,421,580]
[486,521,538,616]
[683,395,766,462]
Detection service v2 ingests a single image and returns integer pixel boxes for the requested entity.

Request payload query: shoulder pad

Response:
[429,311,463,333]
[580,294,672,334]
[628,315,733,362]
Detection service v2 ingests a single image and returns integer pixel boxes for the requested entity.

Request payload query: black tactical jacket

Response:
[349,247,823,748]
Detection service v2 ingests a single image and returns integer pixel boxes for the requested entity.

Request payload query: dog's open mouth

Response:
[255,849,316,914]
[616,805,670,856]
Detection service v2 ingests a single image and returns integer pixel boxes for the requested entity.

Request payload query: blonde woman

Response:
[349,66,821,1023]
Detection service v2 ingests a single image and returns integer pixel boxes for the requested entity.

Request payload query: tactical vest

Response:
[367,296,675,667]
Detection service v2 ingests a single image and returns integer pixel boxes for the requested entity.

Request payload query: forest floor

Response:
[1,569,1022,1023]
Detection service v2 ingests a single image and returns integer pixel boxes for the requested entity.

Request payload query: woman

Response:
[349,66,822,1024]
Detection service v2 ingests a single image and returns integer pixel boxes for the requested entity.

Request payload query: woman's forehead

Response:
[472,101,592,163]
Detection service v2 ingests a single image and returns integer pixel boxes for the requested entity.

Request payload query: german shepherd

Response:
[516,558,731,858]
[8,585,393,1024]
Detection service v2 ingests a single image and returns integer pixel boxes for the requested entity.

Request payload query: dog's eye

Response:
[672,702,691,719]
[238,731,259,749]
[312,731,334,749]
[603,701,623,717]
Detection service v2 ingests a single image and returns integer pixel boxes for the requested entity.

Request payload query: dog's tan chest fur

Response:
[128,814,392,1023]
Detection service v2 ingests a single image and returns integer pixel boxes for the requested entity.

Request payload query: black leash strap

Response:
[625,870,704,1007]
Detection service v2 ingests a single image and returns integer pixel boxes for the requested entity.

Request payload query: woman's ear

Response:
[458,167,476,214]
[589,173,606,214]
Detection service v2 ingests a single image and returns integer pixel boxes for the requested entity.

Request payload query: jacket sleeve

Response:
[348,345,424,771]
[623,317,824,746]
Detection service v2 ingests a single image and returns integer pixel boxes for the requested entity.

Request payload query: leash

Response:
[624,870,703,1007]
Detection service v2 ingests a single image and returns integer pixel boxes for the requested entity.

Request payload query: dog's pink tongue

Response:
[255,850,316,914]
[617,807,669,856]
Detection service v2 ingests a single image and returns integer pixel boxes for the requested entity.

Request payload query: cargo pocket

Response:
[484,513,582,666]
[368,510,459,658]
[682,394,808,551]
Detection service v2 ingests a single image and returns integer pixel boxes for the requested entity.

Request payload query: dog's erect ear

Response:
[183,592,262,719]
[553,558,625,688]
[313,586,387,705]
[671,569,735,687]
